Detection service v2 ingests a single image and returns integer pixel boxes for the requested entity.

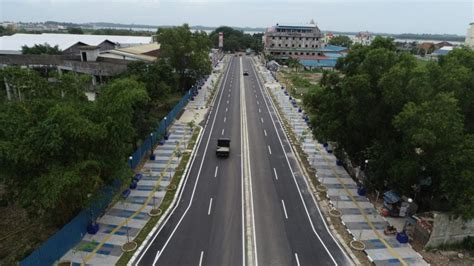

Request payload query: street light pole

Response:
[150,133,155,160]
[128,156,133,169]
[164,116,168,138]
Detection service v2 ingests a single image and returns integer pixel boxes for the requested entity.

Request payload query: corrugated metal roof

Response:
[117,43,160,54]
[276,23,317,29]
[0,33,152,53]
[299,59,338,68]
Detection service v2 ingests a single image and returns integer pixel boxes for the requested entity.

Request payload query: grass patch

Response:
[116,128,201,266]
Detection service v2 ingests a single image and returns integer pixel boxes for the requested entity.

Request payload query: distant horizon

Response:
[1,0,472,36]
[2,20,469,37]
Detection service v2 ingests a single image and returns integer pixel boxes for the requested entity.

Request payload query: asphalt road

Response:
[134,55,352,266]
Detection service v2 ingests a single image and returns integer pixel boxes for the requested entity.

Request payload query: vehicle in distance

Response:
[243,70,249,76]
[216,138,231,157]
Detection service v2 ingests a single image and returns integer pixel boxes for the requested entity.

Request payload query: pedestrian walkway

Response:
[59,59,226,265]
[256,60,428,266]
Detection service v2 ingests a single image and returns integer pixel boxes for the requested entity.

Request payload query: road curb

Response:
[128,125,204,265]
[253,59,361,265]
[128,56,230,265]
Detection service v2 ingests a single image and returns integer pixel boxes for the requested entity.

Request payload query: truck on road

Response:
[216,138,230,157]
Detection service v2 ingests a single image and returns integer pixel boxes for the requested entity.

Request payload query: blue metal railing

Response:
[20,78,205,266]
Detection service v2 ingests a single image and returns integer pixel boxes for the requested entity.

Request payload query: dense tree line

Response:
[0,24,211,233]
[304,37,474,219]
[328,35,353,48]
[21,43,62,55]
[209,26,263,53]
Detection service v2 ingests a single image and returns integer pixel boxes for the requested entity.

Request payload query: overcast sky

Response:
[1,0,473,35]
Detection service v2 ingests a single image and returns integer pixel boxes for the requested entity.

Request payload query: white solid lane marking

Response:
[268,145,272,155]
[250,58,342,265]
[221,129,225,135]
[224,116,227,123]
[281,199,288,219]
[241,57,258,266]
[199,251,204,266]
[295,253,300,266]
[208,198,213,215]
[273,168,278,180]
[214,166,218,178]
[264,129,267,137]
[144,56,233,266]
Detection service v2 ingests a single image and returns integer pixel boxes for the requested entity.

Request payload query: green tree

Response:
[156,24,211,90]
[304,37,474,218]
[328,35,353,48]
[21,43,62,55]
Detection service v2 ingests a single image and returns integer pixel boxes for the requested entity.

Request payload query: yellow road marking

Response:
[314,144,408,266]
[82,130,185,264]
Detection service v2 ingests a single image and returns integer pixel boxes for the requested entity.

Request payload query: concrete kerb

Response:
[252,58,360,265]
[128,56,228,265]
[127,125,204,265]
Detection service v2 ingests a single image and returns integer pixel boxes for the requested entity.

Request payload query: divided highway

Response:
[133,56,352,266]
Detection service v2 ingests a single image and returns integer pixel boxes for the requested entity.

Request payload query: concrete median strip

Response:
[240,57,258,266]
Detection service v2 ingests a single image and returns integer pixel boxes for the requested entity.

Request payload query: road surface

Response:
[133,55,352,266]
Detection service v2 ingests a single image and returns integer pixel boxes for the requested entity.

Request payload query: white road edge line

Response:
[250,57,342,266]
[208,198,213,215]
[214,166,218,178]
[295,253,300,266]
[140,56,233,266]
[281,199,288,219]
[273,168,278,180]
[199,251,204,266]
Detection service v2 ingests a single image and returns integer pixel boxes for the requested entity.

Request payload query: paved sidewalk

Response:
[256,61,428,266]
[59,60,226,265]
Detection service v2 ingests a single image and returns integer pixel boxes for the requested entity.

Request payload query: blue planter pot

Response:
[336,159,343,166]
[87,222,99,235]
[149,154,156,161]
[357,187,366,196]
[122,189,131,199]
[323,143,329,147]
[133,173,143,181]
[298,108,302,113]
[396,232,409,243]
[159,139,165,145]
[130,180,138,190]
[164,134,169,140]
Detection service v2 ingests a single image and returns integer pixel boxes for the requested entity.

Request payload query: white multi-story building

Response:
[465,22,474,48]
[263,21,325,58]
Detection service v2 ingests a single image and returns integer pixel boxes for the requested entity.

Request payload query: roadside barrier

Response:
[20,79,204,266]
